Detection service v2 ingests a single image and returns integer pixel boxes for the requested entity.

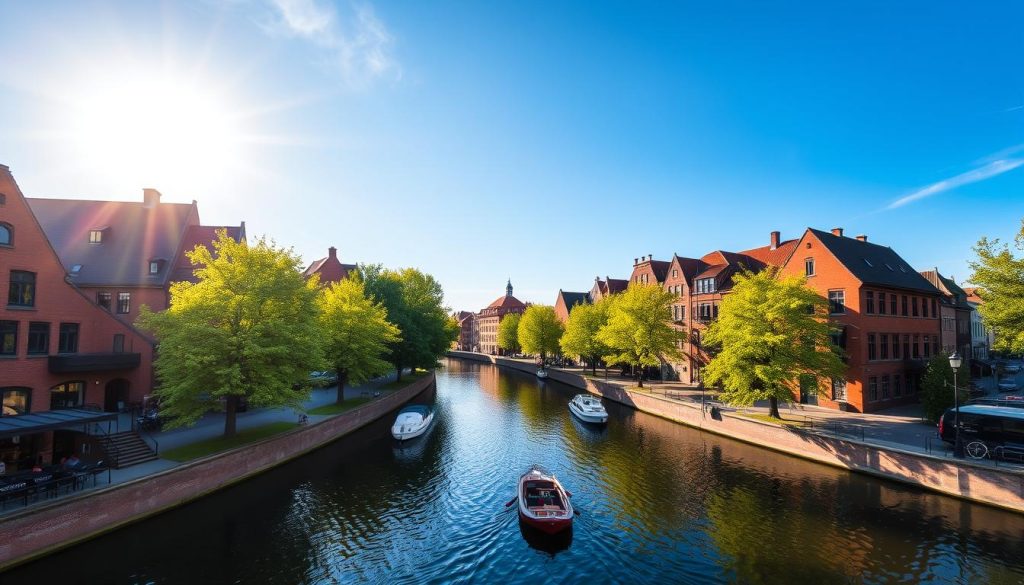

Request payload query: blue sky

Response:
[1,1,1022,311]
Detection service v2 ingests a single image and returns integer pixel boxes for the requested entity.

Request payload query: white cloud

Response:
[264,0,399,87]
[887,156,1024,210]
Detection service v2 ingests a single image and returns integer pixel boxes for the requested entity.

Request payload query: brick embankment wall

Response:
[0,373,435,570]
[447,352,1024,514]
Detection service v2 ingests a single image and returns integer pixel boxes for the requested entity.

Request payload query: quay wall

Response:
[448,352,1024,514]
[0,373,435,570]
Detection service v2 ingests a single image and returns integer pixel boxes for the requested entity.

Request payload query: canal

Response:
[5,359,1024,584]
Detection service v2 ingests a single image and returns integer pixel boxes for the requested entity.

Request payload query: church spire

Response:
[506,278,513,297]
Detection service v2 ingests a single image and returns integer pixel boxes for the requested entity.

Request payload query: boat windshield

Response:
[399,405,430,417]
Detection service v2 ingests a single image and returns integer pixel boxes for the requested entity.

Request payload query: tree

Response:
[137,232,322,438]
[317,278,401,404]
[517,305,563,365]
[560,298,611,375]
[920,353,967,423]
[361,265,458,382]
[597,284,681,388]
[497,312,522,355]
[970,221,1024,354]
[702,269,845,418]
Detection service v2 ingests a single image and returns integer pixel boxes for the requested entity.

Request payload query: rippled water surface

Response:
[7,360,1024,584]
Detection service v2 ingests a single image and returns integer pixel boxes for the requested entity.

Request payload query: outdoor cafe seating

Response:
[0,459,108,510]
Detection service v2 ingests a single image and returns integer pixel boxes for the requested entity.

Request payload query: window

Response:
[829,326,847,350]
[932,336,940,357]
[0,223,11,246]
[70,264,82,275]
[868,334,876,361]
[880,334,889,360]
[901,295,908,316]
[696,278,716,294]
[0,193,5,205]
[863,258,874,268]
[27,322,49,355]
[58,323,79,353]
[892,334,901,359]
[1,387,31,416]
[831,379,847,401]
[878,292,886,315]
[906,374,915,394]
[672,269,678,278]
[893,375,902,397]
[923,336,931,358]
[805,258,815,276]
[117,292,131,314]
[8,270,35,307]
[912,297,919,317]
[89,230,103,243]
[50,381,84,410]
[922,298,929,318]
[868,377,878,401]
[912,334,920,359]
[0,321,16,355]
[828,290,845,314]
[113,333,125,353]
[97,292,111,311]
[890,295,898,315]
[931,299,937,317]
[866,291,875,314]
[881,375,890,399]
[697,303,714,321]
[903,334,910,359]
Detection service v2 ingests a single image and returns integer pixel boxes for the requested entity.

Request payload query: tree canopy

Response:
[360,264,458,381]
[560,298,611,375]
[317,278,401,403]
[138,232,322,437]
[497,312,522,355]
[517,305,564,364]
[920,353,967,423]
[970,221,1024,354]
[702,269,845,418]
[597,284,681,388]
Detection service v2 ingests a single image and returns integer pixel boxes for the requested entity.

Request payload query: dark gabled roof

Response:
[606,278,628,294]
[809,228,941,294]
[670,255,704,281]
[171,224,246,283]
[920,270,973,309]
[28,197,196,287]
[558,290,590,310]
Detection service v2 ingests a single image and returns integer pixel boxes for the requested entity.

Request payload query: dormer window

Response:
[89,229,105,244]
[70,264,82,275]
[149,259,163,274]
[863,258,874,267]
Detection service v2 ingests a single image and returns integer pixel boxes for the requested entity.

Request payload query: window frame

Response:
[1,387,32,416]
[0,222,12,246]
[116,292,131,314]
[828,290,846,314]
[97,292,112,311]
[27,322,49,355]
[58,323,80,354]
[0,320,17,355]
[8,270,36,307]
[805,258,815,277]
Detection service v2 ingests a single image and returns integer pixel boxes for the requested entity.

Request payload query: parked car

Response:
[309,371,339,388]
[998,379,1018,392]
[939,403,1024,459]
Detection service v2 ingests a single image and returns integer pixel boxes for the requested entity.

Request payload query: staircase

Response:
[101,431,158,469]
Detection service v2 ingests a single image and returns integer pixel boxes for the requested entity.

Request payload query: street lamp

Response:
[949,351,963,457]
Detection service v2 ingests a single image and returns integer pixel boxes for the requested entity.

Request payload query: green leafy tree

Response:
[970,221,1024,354]
[920,353,968,423]
[317,278,401,404]
[597,284,681,388]
[518,305,564,365]
[497,312,522,355]
[560,298,611,375]
[361,265,458,381]
[137,232,322,438]
[702,269,845,418]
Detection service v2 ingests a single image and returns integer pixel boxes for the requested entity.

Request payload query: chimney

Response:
[328,246,338,260]
[770,231,781,250]
[831,227,844,237]
[648,254,653,261]
[855,234,868,242]
[634,258,639,265]
[143,188,161,208]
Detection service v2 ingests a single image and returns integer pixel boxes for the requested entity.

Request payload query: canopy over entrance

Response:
[0,408,117,439]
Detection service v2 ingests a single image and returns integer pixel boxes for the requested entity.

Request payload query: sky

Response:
[1,1,1023,312]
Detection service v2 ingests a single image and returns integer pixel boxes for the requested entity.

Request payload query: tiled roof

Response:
[28,197,196,287]
[739,239,799,267]
[606,278,628,294]
[648,260,671,282]
[963,287,984,304]
[171,224,246,283]
[809,228,940,294]
[695,264,728,280]
[920,270,972,309]
[486,294,526,310]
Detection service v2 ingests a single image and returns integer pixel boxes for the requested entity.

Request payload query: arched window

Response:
[1,387,32,416]
[0,223,11,246]
[50,381,85,410]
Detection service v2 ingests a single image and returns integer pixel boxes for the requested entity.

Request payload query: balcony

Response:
[48,352,142,373]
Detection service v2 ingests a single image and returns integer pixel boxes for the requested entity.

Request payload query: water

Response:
[6,359,1024,584]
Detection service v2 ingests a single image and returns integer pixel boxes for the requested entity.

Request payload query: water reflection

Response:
[4,360,1024,585]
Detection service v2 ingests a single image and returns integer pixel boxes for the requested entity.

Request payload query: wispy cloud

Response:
[264,0,400,88]
[887,153,1024,210]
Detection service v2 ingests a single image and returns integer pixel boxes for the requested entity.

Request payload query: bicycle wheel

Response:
[965,441,989,459]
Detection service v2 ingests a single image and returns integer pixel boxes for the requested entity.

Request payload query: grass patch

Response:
[307,397,372,416]
[161,422,298,462]
[735,413,809,427]
[378,369,429,390]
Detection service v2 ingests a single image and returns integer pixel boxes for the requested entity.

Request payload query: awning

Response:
[0,409,117,439]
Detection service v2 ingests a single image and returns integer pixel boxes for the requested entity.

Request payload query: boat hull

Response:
[518,511,573,534]
[391,412,434,441]
[569,402,607,424]
[518,467,574,536]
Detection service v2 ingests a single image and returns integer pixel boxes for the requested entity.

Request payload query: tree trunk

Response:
[395,364,403,383]
[636,363,644,388]
[224,395,238,438]
[768,396,781,419]
[335,370,349,404]
[591,356,597,376]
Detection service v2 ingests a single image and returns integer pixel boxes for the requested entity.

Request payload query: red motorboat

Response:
[518,466,574,534]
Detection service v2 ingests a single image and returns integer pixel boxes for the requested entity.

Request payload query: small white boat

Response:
[569,394,608,424]
[391,404,434,441]
[536,368,549,379]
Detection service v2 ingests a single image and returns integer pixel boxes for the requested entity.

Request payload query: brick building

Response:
[476,280,526,355]
[589,276,627,302]
[554,290,590,323]
[453,311,477,351]
[963,287,994,361]
[1,165,155,469]
[778,228,942,413]
[920,269,973,369]
[303,246,358,285]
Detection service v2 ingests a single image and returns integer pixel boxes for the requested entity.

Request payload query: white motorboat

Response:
[536,368,549,379]
[569,394,608,424]
[391,404,434,441]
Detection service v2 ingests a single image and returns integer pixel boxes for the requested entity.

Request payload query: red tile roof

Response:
[738,239,799,267]
[486,294,526,310]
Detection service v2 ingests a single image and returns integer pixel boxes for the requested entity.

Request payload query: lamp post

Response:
[949,351,963,457]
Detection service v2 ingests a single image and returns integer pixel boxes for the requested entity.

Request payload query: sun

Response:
[67,72,242,193]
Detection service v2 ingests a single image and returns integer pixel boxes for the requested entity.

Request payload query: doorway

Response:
[104,378,130,412]
[799,374,818,405]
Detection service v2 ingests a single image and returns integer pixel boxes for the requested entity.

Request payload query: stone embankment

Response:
[449,351,1024,514]
[0,372,435,570]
